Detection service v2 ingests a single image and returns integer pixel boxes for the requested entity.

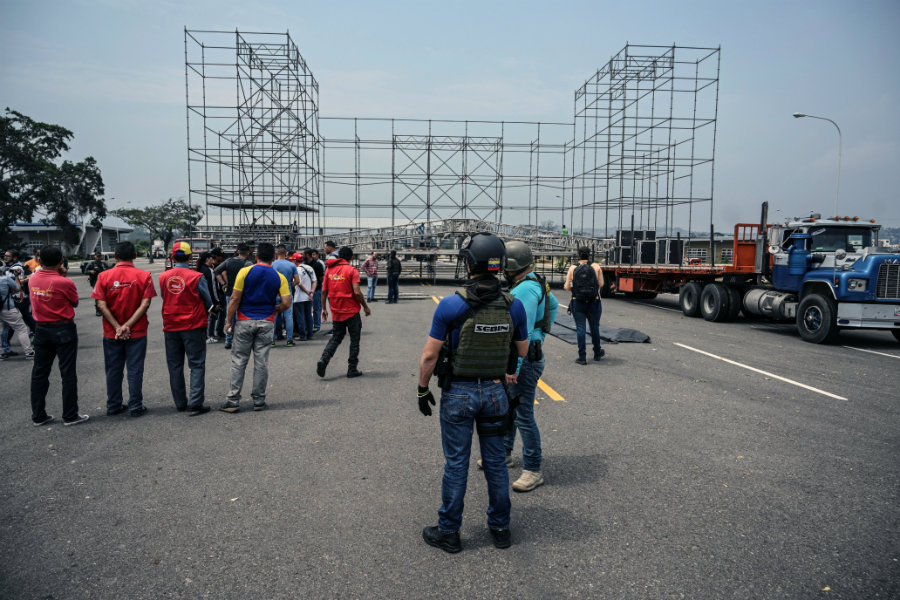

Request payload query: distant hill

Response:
[880,227,899,244]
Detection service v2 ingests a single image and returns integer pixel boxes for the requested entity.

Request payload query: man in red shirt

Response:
[29,246,88,426]
[92,241,157,417]
[159,242,214,416]
[317,246,370,378]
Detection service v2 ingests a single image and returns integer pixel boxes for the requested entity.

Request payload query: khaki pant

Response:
[1,307,33,355]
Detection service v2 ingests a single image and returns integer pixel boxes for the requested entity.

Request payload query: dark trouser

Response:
[571,298,602,360]
[103,336,148,412]
[163,327,207,409]
[293,301,313,339]
[30,322,79,423]
[387,273,400,302]
[17,297,35,333]
[319,312,362,370]
[208,298,226,338]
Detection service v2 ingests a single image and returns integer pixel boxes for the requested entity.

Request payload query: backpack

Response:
[572,262,599,303]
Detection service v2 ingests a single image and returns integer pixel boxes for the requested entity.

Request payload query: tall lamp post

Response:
[792,112,842,218]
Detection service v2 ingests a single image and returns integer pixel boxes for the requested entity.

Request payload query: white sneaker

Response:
[512,470,544,492]
[477,455,515,470]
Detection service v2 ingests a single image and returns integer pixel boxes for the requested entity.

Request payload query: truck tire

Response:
[892,329,900,343]
[700,283,730,322]
[680,282,702,317]
[724,286,742,322]
[796,293,839,344]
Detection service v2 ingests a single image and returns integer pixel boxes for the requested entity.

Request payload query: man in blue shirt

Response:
[416,233,528,553]
[271,245,299,346]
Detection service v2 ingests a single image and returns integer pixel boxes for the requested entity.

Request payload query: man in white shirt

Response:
[291,251,316,340]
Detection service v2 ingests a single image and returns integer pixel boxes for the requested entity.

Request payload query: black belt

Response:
[38,319,74,325]
[452,376,503,383]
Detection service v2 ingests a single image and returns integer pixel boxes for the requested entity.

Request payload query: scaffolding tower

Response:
[184,29,322,245]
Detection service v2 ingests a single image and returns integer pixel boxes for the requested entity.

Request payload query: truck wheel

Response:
[892,329,900,343]
[724,286,742,322]
[796,293,839,344]
[700,283,730,322]
[680,282,702,317]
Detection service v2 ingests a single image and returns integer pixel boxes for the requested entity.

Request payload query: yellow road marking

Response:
[538,379,565,402]
[432,296,440,303]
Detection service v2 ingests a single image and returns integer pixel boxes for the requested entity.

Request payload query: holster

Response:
[435,342,453,390]
[527,339,543,362]
[503,384,521,434]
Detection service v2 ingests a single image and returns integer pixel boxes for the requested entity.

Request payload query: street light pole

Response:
[793,112,842,217]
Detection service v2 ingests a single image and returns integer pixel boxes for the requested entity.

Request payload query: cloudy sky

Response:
[2,0,899,231]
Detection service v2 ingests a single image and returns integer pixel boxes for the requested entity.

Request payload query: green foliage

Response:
[0,108,106,247]
[112,198,203,248]
[134,239,151,253]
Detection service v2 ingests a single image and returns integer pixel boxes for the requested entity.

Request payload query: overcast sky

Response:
[2,0,899,230]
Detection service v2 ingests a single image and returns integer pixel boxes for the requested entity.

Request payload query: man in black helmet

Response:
[416,232,529,553]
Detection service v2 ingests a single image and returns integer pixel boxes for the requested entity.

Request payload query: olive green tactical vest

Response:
[452,291,515,378]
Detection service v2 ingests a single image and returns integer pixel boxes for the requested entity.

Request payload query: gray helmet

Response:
[505,240,533,272]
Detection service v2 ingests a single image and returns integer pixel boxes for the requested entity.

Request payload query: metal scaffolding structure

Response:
[184,29,322,246]
[184,32,719,261]
[571,44,721,239]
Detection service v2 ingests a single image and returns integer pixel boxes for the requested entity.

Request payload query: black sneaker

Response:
[593,349,606,361]
[422,526,462,554]
[130,406,148,418]
[252,403,267,411]
[33,415,54,426]
[176,405,188,412]
[224,343,232,350]
[575,358,587,365]
[107,405,128,416]
[188,405,211,416]
[490,528,511,549]
[219,402,240,413]
[63,414,90,426]
[316,360,327,378]
[347,369,363,378]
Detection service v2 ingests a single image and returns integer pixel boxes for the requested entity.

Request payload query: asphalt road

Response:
[1,260,898,599]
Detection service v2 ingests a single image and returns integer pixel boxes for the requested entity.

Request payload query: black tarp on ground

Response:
[549,313,651,345]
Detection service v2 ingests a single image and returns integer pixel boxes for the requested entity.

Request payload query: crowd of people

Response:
[1,239,387,424]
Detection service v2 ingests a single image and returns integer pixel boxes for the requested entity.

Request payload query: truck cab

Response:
[767,215,900,343]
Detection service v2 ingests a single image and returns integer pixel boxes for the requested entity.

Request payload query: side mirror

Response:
[834,249,847,261]
[768,245,781,255]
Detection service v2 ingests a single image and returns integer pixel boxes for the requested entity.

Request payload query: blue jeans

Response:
[103,336,148,411]
[293,301,312,339]
[504,356,545,471]
[312,289,322,330]
[275,302,294,342]
[224,294,237,345]
[387,273,400,302]
[164,327,207,409]
[571,299,602,360]
[1,322,9,353]
[438,379,510,533]
[366,274,377,301]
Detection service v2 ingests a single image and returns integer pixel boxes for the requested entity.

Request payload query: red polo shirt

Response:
[29,269,79,322]
[91,261,157,339]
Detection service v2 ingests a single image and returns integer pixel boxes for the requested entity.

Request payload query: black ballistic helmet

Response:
[460,232,506,275]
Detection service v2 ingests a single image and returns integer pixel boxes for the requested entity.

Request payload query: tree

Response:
[112,198,203,249]
[0,108,106,248]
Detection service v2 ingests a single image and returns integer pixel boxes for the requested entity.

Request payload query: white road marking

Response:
[674,342,848,401]
[633,302,681,313]
[843,346,900,359]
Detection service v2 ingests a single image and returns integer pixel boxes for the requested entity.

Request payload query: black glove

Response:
[417,385,435,416]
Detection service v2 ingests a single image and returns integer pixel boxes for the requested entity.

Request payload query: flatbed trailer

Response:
[600,223,761,299]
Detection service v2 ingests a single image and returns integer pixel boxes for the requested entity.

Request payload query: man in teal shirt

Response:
[496,240,558,492]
